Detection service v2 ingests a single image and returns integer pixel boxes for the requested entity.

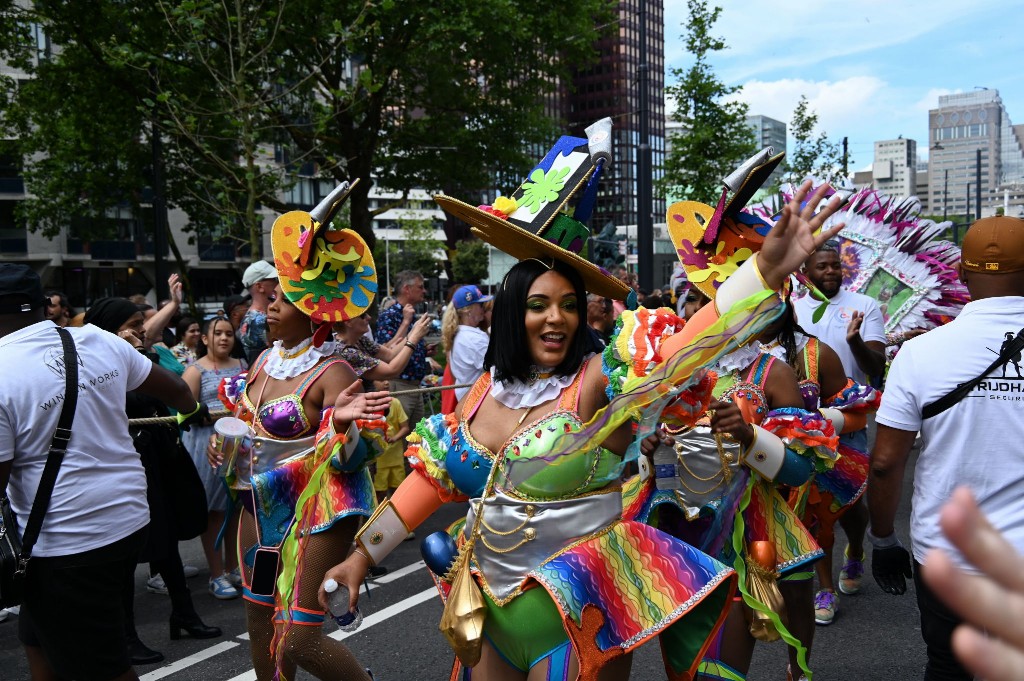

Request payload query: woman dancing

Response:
[321,128,844,681]
[209,184,388,680]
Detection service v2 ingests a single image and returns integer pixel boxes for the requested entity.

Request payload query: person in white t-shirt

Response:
[868,216,1024,681]
[791,241,887,623]
[0,264,206,681]
[442,285,493,401]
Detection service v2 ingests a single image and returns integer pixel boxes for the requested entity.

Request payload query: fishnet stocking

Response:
[239,509,370,681]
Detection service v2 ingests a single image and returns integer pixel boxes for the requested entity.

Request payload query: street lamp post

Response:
[942,168,948,223]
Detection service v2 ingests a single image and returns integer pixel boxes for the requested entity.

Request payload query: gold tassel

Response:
[744,540,787,642]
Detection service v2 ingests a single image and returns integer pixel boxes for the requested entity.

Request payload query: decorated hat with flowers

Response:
[270,179,378,346]
[667,148,785,299]
[434,118,631,301]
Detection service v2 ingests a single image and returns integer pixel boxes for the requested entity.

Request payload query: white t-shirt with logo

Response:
[876,297,1024,571]
[793,287,886,384]
[0,321,153,557]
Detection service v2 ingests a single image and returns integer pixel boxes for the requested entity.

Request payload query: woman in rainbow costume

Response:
[617,155,854,681]
[319,124,846,681]
[209,183,389,681]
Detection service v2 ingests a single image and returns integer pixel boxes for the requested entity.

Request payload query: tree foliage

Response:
[660,0,755,204]
[372,218,444,288]
[0,0,612,259]
[783,96,848,186]
[449,239,489,285]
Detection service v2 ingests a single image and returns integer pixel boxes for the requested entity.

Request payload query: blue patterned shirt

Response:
[375,304,428,382]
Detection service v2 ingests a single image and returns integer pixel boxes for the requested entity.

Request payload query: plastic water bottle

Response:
[323,578,364,632]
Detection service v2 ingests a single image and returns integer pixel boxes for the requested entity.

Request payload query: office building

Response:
[746,115,787,185]
[928,89,1024,222]
[873,137,917,199]
[567,0,665,232]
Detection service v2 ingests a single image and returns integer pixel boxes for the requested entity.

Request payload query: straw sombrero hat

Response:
[434,119,631,301]
[271,180,378,345]
[667,149,784,299]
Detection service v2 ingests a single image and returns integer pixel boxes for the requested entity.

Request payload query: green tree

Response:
[449,239,490,285]
[0,0,612,257]
[783,96,848,186]
[660,0,756,204]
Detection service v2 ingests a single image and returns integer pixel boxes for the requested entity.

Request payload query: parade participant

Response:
[868,216,1024,681]
[625,164,841,681]
[182,315,246,599]
[370,378,412,504]
[321,126,845,681]
[441,284,493,401]
[0,265,208,681]
[790,242,881,621]
[208,183,389,681]
[757,296,880,675]
[85,298,222,663]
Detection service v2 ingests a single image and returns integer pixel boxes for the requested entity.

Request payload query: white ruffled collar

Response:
[758,332,809,363]
[263,337,337,380]
[712,343,763,376]
[489,365,578,409]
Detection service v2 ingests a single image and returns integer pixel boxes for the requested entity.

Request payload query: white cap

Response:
[242,260,278,288]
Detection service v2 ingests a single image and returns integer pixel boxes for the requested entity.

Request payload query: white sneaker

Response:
[183,565,200,579]
[226,567,243,588]
[146,575,169,595]
[209,574,240,600]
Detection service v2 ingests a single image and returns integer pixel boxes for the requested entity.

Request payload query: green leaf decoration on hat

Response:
[520,166,570,214]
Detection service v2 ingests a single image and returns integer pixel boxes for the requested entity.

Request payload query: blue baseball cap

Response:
[452,285,493,309]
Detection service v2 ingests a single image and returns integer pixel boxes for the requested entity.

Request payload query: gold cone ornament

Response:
[438,544,487,667]
[745,540,787,642]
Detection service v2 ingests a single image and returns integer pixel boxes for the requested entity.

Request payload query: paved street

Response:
[0,444,928,680]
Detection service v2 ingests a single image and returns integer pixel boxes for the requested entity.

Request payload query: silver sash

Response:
[465,487,622,601]
[653,426,742,520]
[233,435,316,489]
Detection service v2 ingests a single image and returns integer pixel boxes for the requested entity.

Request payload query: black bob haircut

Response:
[484,258,590,383]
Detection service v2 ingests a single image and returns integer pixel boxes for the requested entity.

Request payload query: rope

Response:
[126,382,474,426]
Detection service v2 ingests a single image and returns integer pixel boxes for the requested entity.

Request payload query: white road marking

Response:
[146,559,434,681]
[140,641,241,680]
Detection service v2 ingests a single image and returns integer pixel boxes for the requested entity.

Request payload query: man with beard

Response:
[791,240,886,626]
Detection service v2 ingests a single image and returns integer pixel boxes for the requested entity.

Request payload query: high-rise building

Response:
[928,89,1024,222]
[872,137,917,199]
[567,0,665,232]
[746,115,787,185]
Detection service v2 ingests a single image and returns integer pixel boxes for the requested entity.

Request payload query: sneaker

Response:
[226,567,243,588]
[209,574,241,600]
[0,609,8,623]
[838,546,864,595]
[814,589,837,625]
[367,565,389,579]
[183,564,200,579]
[146,574,169,595]
[404,531,416,542]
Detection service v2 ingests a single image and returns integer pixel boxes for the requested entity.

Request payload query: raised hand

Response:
[168,273,183,305]
[846,311,865,343]
[332,381,391,425]
[759,180,846,289]
[409,314,432,344]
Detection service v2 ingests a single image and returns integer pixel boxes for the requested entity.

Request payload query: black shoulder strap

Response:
[922,327,1024,420]
[18,327,78,569]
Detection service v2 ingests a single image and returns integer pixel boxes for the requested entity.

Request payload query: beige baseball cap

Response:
[961,216,1024,274]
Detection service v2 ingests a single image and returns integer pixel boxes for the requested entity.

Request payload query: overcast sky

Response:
[663,0,1024,169]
